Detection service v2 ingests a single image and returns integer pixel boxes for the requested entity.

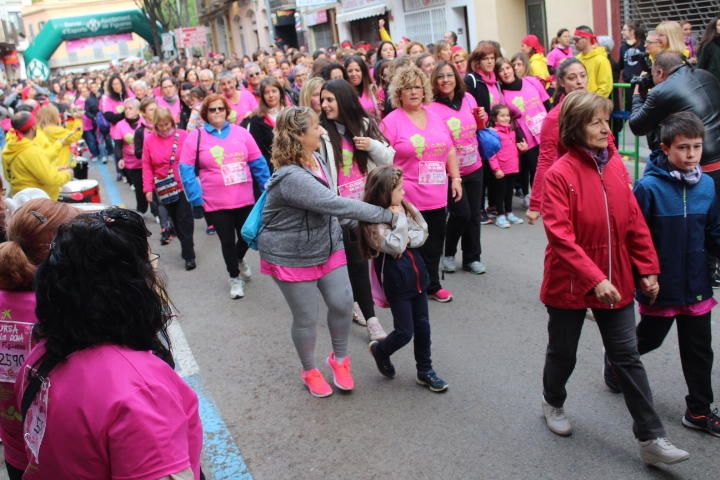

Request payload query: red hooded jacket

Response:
[539,147,659,310]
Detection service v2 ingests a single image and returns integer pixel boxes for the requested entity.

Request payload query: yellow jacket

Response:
[577,46,614,98]
[379,26,393,43]
[2,135,73,200]
[528,53,550,81]
[33,118,83,168]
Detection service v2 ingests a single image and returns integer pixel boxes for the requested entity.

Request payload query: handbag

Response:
[154,132,182,205]
[241,190,269,250]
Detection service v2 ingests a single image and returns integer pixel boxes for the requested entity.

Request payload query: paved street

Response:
[108,164,717,479]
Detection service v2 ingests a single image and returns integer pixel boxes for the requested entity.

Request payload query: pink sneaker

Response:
[326,353,355,391]
[301,369,333,398]
[429,288,454,303]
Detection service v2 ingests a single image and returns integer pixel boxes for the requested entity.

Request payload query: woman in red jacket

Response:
[539,91,689,466]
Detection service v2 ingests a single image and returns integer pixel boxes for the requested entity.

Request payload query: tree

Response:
[133,0,183,55]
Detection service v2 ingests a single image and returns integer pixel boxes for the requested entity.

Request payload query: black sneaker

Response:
[480,210,492,225]
[416,369,448,393]
[160,229,172,246]
[712,269,720,289]
[603,351,622,394]
[682,408,720,437]
[369,341,395,378]
[185,259,197,271]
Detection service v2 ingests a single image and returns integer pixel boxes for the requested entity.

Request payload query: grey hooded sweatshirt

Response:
[257,159,395,268]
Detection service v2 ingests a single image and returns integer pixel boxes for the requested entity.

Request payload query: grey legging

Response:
[274,266,353,370]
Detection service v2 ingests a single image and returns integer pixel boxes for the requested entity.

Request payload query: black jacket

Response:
[464,72,497,112]
[629,64,720,165]
[698,38,720,85]
[241,115,274,171]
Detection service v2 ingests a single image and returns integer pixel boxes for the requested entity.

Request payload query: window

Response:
[525,0,547,48]
[404,8,446,45]
[312,23,334,50]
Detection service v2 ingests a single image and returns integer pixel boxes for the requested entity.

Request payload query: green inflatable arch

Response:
[24,10,161,80]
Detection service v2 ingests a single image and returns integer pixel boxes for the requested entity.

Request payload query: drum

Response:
[73,157,88,180]
[59,179,101,204]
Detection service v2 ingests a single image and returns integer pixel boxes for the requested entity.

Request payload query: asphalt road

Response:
[46,164,720,479]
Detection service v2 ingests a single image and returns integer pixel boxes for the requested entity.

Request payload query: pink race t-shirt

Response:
[14,343,202,480]
[336,137,367,200]
[381,107,453,211]
[179,123,262,212]
[156,97,182,123]
[142,129,189,193]
[358,91,378,119]
[426,93,483,177]
[74,97,93,131]
[101,95,125,140]
[115,119,142,169]
[227,89,258,124]
[501,79,549,149]
[0,290,36,470]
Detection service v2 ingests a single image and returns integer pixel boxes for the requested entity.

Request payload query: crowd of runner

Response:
[0,14,719,479]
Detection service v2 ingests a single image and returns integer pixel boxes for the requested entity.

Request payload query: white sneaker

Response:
[366,317,387,341]
[542,397,572,436]
[638,437,689,465]
[229,277,245,299]
[440,255,457,273]
[352,302,367,326]
[239,260,252,281]
[522,194,530,209]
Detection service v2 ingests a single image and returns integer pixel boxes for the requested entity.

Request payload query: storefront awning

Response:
[336,4,385,24]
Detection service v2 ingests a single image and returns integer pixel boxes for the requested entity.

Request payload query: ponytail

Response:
[0,241,35,290]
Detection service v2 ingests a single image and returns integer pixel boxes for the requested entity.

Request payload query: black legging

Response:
[164,195,196,261]
[445,167,483,265]
[204,206,253,278]
[419,207,447,295]
[342,226,375,320]
[113,139,124,176]
[519,145,539,196]
[125,168,148,213]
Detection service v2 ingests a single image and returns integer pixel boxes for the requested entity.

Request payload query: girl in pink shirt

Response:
[155,77,182,123]
[115,98,146,213]
[0,199,78,480]
[345,56,379,120]
[12,207,202,480]
[547,29,575,73]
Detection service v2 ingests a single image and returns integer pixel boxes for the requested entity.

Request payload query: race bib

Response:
[418,161,447,185]
[338,177,366,200]
[24,373,50,464]
[0,321,33,383]
[526,111,547,138]
[221,162,249,186]
[458,145,479,168]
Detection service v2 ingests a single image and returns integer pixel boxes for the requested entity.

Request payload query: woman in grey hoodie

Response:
[257,106,396,398]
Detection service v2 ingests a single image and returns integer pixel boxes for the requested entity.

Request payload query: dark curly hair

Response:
[34,207,173,364]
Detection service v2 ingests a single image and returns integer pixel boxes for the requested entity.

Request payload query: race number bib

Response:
[221,162,249,186]
[24,374,50,463]
[526,111,547,138]
[0,321,33,383]
[457,145,479,168]
[338,177,366,200]
[418,161,447,185]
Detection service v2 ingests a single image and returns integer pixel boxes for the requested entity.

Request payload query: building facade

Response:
[199,0,273,57]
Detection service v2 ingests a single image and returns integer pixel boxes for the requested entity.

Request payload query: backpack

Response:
[94,111,110,134]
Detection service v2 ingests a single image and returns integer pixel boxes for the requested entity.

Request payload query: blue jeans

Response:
[376,291,432,373]
[83,130,100,158]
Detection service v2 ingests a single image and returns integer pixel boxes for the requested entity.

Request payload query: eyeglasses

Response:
[248,72,261,78]
[208,106,226,113]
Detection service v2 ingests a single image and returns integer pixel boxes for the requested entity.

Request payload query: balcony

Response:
[0,20,19,48]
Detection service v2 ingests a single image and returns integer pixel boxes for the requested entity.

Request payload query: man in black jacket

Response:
[630,52,720,175]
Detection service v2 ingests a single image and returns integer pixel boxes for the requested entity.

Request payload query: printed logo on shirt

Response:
[342,148,354,176]
[410,134,426,159]
[447,117,462,140]
[210,145,225,166]
[228,109,238,124]
[512,96,526,112]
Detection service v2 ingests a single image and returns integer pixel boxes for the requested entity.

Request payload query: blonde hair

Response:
[36,104,61,128]
[153,107,176,128]
[388,66,433,109]
[271,106,318,169]
[656,21,687,56]
[405,41,427,56]
[299,77,324,111]
[559,90,612,149]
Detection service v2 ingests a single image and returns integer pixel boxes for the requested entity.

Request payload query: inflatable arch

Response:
[24,10,160,79]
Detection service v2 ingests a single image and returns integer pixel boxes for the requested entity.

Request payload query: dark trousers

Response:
[542,304,666,440]
[637,313,714,414]
[82,129,99,158]
[445,167,483,264]
[113,139,124,175]
[99,131,114,159]
[377,291,432,372]
[164,195,196,260]
[125,168,148,213]
[6,461,22,480]
[204,206,252,278]
[519,145,539,196]
[419,207,447,295]
[342,227,375,320]
[493,173,518,215]
[483,163,496,210]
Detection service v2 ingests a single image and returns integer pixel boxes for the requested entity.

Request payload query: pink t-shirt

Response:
[115,118,142,169]
[226,89,258,124]
[426,93,483,177]
[261,249,348,282]
[501,79,549,149]
[100,95,125,140]
[336,137,367,200]
[74,96,93,131]
[358,91,378,119]
[156,96,182,123]
[381,107,453,211]
[179,124,262,212]
[547,46,574,72]
[142,129,189,193]
[639,297,717,317]
[0,290,36,470]
[14,343,202,479]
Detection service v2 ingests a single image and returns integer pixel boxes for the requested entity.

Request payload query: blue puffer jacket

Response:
[633,150,720,306]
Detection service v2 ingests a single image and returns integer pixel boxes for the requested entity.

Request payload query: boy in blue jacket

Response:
[606,112,719,437]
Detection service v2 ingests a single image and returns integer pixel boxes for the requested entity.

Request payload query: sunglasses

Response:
[248,72,261,78]
[208,107,226,113]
